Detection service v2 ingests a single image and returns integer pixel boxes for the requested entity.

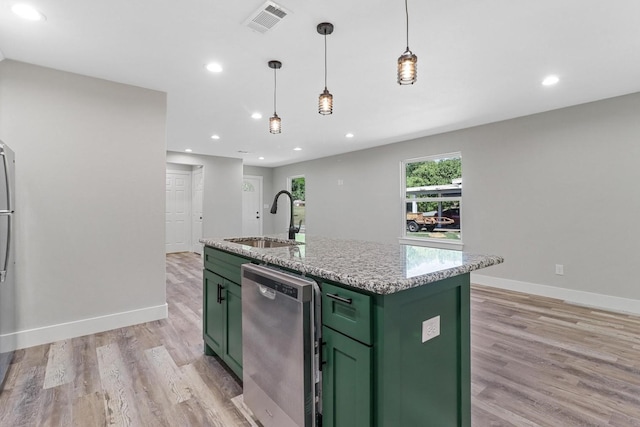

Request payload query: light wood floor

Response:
[0,252,639,426]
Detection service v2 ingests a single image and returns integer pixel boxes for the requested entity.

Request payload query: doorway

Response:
[242,175,263,236]
[166,164,204,254]
[166,170,191,253]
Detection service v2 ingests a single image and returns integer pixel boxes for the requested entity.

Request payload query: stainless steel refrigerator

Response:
[0,142,15,391]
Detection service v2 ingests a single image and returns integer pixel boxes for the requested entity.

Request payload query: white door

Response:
[242,176,263,236]
[166,171,191,253]
[192,167,204,254]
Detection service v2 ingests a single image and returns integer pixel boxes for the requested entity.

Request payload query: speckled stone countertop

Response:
[200,235,503,295]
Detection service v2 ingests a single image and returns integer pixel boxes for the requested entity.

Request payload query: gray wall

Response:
[166,152,242,238]
[0,60,167,348]
[272,92,640,302]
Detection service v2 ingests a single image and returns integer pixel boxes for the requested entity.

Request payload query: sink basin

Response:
[224,237,303,248]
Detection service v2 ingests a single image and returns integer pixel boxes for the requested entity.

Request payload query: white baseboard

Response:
[471,273,640,316]
[0,303,168,352]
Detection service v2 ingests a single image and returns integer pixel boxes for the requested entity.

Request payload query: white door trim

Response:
[191,166,204,254]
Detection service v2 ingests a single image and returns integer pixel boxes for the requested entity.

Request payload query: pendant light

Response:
[317,22,334,115]
[268,60,282,134]
[397,0,417,85]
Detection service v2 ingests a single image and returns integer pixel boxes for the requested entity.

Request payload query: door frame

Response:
[192,166,204,254]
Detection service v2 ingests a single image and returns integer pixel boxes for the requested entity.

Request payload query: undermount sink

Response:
[224,237,303,248]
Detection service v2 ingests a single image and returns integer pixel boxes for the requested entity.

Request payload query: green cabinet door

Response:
[322,326,372,427]
[223,281,243,378]
[203,269,225,355]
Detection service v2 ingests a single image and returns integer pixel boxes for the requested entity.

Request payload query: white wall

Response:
[0,60,167,349]
[166,152,242,239]
[272,92,640,313]
[166,162,193,172]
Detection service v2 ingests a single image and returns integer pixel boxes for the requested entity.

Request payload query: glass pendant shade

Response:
[318,88,333,115]
[269,114,281,134]
[397,49,418,85]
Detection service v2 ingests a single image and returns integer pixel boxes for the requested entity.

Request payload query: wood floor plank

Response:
[144,345,192,404]
[72,391,108,427]
[96,342,143,427]
[43,340,75,389]
[180,363,249,427]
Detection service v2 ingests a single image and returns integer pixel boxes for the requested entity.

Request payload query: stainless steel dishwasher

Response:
[241,264,321,427]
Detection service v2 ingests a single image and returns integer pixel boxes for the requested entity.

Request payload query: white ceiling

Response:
[2,0,640,167]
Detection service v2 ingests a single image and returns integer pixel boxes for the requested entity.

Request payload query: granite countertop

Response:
[199,235,504,295]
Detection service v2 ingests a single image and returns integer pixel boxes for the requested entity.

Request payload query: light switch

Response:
[422,315,440,343]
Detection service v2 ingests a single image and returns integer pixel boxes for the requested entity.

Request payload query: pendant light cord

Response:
[405,0,410,50]
[324,32,328,89]
[273,67,277,114]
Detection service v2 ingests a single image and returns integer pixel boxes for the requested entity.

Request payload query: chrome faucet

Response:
[270,190,300,240]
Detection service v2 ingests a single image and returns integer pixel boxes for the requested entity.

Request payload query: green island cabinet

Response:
[203,246,471,427]
[202,247,252,378]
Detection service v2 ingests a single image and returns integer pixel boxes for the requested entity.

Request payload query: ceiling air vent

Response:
[244,1,289,34]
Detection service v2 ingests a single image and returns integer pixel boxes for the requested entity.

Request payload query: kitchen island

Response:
[200,235,503,427]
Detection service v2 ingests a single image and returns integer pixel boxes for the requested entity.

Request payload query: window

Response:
[288,175,306,234]
[402,153,462,245]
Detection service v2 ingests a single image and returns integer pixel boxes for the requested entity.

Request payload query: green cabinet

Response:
[203,269,225,355]
[322,281,374,427]
[203,247,251,379]
[322,275,471,427]
[322,326,372,427]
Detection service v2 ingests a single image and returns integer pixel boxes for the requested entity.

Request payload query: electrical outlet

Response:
[337,179,344,186]
[555,264,564,275]
[422,315,440,343]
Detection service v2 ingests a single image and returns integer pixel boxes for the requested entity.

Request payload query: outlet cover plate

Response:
[422,315,440,343]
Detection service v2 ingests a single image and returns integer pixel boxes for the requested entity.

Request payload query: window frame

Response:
[399,152,463,249]
[287,174,306,234]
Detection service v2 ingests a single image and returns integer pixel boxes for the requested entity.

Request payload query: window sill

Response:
[398,237,464,251]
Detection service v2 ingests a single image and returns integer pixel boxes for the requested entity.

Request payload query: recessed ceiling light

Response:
[12,3,46,21]
[211,134,220,140]
[206,63,223,73]
[258,156,265,160]
[251,112,262,120]
[293,147,302,151]
[345,133,354,138]
[185,148,193,153]
[542,75,559,86]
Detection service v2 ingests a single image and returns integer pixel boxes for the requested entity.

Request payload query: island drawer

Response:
[322,282,372,345]
[204,247,251,284]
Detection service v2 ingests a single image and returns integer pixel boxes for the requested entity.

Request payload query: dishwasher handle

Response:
[326,293,352,305]
[258,284,277,300]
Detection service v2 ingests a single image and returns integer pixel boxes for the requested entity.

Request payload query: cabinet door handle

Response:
[326,293,352,305]
[217,283,225,304]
